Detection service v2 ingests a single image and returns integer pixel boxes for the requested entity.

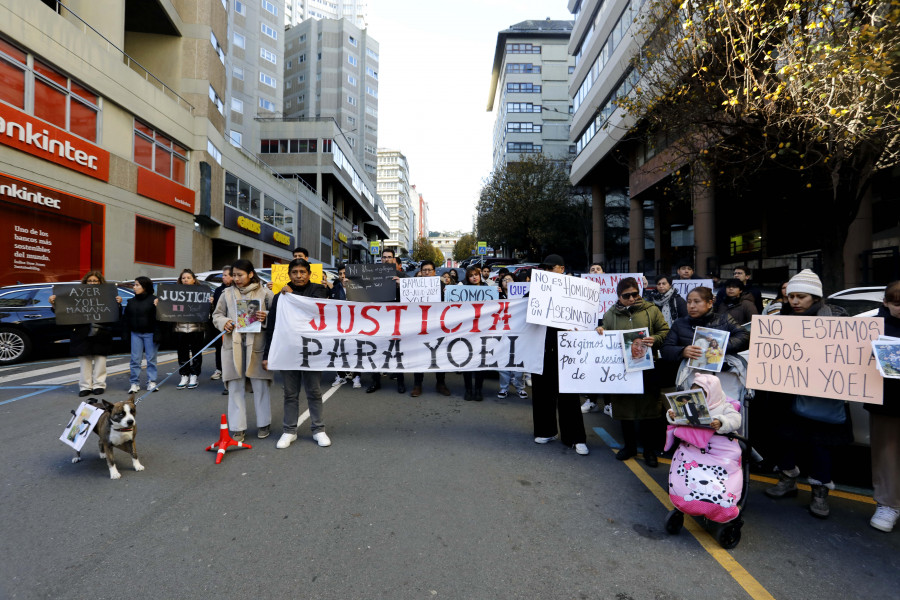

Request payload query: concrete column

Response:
[692,162,716,277]
[629,194,644,272]
[591,183,605,265]
[654,199,663,274]
[843,188,872,287]
[61,1,125,49]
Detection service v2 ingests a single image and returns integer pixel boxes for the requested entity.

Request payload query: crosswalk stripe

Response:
[0,354,178,385]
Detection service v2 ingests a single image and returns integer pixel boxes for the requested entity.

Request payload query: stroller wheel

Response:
[715,519,743,549]
[665,509,684,534]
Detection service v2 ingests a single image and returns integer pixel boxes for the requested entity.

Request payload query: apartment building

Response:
[376,149,415,256]
[487,19,574,171]
[285,0,367,28]
[282,17,379,179]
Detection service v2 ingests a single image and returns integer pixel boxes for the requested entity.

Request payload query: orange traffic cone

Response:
[205,414,251,464]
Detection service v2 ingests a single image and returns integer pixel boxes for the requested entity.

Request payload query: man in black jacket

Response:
[263,258,330,450]
[367,248,408,393]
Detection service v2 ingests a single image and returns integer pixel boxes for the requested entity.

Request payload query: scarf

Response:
[650,288,675,325]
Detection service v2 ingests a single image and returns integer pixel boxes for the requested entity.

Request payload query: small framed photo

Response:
[872,337,900,379]
[620,328,654,372]
[688,326,730,372]
[665,389,712,426]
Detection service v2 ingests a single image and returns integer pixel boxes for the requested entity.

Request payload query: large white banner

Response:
[557,331,644,394]
[268,295,545,373]
[527,270,602,330]
[581,273,644,315]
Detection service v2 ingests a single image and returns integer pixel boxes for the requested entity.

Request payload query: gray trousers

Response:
[282,370,324,435]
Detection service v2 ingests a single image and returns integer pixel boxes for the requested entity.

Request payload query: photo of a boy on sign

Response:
[235,299,262,333]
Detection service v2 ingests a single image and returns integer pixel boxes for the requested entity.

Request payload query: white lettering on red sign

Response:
[0,116,100,171]
[0,183,62,210]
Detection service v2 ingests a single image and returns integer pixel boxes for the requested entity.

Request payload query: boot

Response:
[765,471,799,498]
[809,485,830,518]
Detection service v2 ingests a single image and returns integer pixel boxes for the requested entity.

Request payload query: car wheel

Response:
[0,327,32,365]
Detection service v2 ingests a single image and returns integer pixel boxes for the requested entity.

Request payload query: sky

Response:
[367,0,574,234]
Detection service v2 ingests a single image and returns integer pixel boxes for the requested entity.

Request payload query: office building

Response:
[285,0,367,28]
[376,149,415,256]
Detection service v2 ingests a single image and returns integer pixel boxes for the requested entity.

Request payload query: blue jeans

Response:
[130,332,158,385]
[498,370,524,392]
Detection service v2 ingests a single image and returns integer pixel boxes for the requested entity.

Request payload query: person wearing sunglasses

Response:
[601,277,670,467]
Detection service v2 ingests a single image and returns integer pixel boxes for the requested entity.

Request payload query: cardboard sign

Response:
[155,284,212,322]
[59,402,104,451]
[673,279,714,299]
[507,282,530,298]
[345,263,398,302]
[557,331,644,394]
[444,285,500,303]
[400,276,442,303]
[581,273,644,315]
[271,264,290,294]
[52,284,120,325]
[746,315,884,404]
[527,270,601,330]
[267,296,545,373]
[310,264,324,284]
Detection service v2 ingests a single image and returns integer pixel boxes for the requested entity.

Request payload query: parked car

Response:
[0,282,136,365]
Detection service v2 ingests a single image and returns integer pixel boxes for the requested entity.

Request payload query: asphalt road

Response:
[0,356,897,600]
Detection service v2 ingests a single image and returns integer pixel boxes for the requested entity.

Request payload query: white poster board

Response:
[507,282,530,298]
[444,285,500,302]
[581,273,644,315]
[400,277,442,303]
[673,279,714,298]
[527,270,602,330]
[59,402,103,451]
[557,331,644,394]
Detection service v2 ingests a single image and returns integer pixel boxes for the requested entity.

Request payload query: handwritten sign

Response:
[59,401,104,451]
[581,273,643,315]
[527,270,601,330]
[673,279,713,299]
[271,264,290,294]
[52,284,120,325]
[400,277,442,303]
[310,264,323,284]
[345,263,398,302]
[444,285,500,303]
[507,282,530,298]
[156,284,212,322]
[557,331,643,394]
[746,315,884,404]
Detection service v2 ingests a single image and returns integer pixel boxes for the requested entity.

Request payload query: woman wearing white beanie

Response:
[764,269,851,519]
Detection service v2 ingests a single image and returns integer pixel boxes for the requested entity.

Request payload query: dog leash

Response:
[134,331,226,403]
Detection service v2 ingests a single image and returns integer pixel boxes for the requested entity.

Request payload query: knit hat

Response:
[543,254,565,268]
[692,374,725,410]
[786,269,823,297]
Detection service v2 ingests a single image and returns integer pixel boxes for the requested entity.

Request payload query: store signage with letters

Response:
[223,205,294,248]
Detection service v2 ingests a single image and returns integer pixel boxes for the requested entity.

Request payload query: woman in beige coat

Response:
[212,259,274,441]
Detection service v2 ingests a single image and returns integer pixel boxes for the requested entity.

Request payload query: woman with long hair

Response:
[170,269,207,390]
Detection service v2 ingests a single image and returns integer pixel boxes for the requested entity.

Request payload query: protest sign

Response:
[507,282,530,298]
[400,276,442,303]
[271,264,289,293]
[444,285,500,303]
[310,264,323,284]
[59,402,104,451]
[267,296,545,373]
[345,263,398,302]
[673,279,714,299]
[527,270,601,330]
[155,284,212,322]
[746,315,884,404]
[235,299,262,333]
[580,273,643,315]
[52,284,120,325]
[557,330,643,394]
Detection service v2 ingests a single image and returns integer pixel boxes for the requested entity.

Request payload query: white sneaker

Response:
[352,376,362,389]
[276,433,297,449]
[313,432,332,447]
[574,443,590,456]
[210,370,222,380]
[534,435,558,444]
[517,389,529,399]
[332,375,344,387]
[147,382,157,392]
[188,375,199,389]
[871,504,900,532]
[127,384,140,394]
[603,404,613,417]
[524,374,532,388]
[177,375,189,389]
[581,399,598,413]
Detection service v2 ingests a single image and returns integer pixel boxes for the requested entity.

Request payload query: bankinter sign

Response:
[0,103,110,181]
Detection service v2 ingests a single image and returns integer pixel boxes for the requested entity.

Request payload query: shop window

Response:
[135,216,175,267]
[133,120,188,184]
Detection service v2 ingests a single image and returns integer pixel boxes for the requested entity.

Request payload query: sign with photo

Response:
[688,326,730,373]
[620,328,654,372]
[234,299,263,333]
[52,284,120,325]
[444,285,500,303]
[400,276,442,303]
[59,402,104,451]
[155,284,212,322]
[557,330,643,394]
[344,263,398,302]
[527,270,601,330]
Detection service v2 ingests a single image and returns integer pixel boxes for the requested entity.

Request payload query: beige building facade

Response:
[376,149,415,256]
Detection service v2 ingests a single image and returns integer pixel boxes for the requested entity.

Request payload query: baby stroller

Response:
[663,356,756,549]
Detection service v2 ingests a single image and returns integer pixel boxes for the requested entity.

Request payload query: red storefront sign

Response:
[137,167,195,213]
[0,103,110,182]
[0,172,104,285]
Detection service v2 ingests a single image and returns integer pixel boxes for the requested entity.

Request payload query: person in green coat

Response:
[602,277,670,467]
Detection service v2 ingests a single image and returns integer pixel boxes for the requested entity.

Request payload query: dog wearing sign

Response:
[72,396,144,479]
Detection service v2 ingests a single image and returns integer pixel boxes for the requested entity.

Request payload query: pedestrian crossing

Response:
[0,353,178,386]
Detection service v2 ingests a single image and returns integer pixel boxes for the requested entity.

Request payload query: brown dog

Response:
[72,396,144,479]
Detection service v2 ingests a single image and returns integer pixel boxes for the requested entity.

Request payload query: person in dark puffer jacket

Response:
[124,276,158,393]
[661,286,750,364]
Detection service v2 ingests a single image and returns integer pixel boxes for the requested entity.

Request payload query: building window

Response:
[259,72,277,87]
[298,53,306,63]
[229,130,242,147]
[135,216,175,267]
[299,34,306,43]
[234,0,245,15]
[366,48,379,60]
[507,102,541,113]
[134,120,188,184]
[365,105,377,117]
[259,97,276,112]
[207,139,222,165]
[366,85,377,98]
[317,52,322,61]
[262,0,278,16]
[208,85,224,114]
[506,82,541,93]
[210,31,225,64]
[347,115,355,125]
[233,32,245,49]
[259,138,318,154]
[261,23,278,40]
[233,66,244,80]
[366,66,378,79]
[505,63,540,74]
[506,43,541,54]
[231,97,243,114]
[348,35,357,47]
[568,65,575,74]
[348,55,358,66]
[264,196,295,232]
[260,47,277,64]
[507,142,542,153]
[507,122,541,133]
[347,95,357,106]
[298,74,305,83]
[225,172,260,217]
[348,74,357,86]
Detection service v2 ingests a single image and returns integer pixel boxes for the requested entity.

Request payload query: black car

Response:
[0,282,136,365]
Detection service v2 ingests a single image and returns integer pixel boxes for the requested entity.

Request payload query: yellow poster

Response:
[310,263,323,284]
[271,264,290,294]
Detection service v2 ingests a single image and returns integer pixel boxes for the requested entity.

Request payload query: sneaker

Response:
[524,374,532,388]
[232,430,245,442]
[210,370,222,380]
[809,485,830,518]
[581,399,597,413]
[352,376,362,389]
[313,432,332,447]
[177,375,189,390]
[574,443,589,455]
[276,433,297,449]
[517,389,529,399]
[332,375,344,387]
[534,435,558,444]
[765,471,799,499]
[870,504,900,532]
[257,425,270,439]
[128,384,140,394]
[188,375,199,389]
[147,382,157,392]
[497,389,508,399]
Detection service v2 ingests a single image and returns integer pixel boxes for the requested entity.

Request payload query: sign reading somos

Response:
[444,285,499,302]
[527,270,601,330]
[746,315,884,404]
[267,295,545,373]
